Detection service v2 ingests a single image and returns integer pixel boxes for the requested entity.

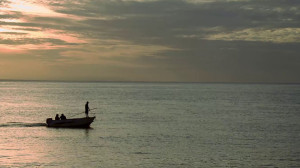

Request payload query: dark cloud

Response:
[13,27,41,31]
[0,37,71,45]
[0,32,28,35]
[0,11,24,19]
[53,0,300,29]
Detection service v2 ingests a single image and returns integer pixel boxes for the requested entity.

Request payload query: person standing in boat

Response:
[85,101,90,117]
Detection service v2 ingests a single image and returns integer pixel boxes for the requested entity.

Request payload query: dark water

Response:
[0,82,299,167]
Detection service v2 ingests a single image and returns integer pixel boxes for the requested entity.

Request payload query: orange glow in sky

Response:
[2,0,65,17]
[0,0,86,51]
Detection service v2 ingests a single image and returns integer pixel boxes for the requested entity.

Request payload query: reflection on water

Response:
[0,126,96,167]
[0,127,53,167]
[84,128,92,138]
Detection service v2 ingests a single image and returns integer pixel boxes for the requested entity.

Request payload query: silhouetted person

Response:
[60,114,66,120]
[85,101,90,117]
[55,114,60,120]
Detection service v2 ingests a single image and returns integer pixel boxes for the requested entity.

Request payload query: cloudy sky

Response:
[0,0,299,82]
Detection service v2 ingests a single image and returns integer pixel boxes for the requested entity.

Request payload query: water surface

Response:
[0,82,299,167]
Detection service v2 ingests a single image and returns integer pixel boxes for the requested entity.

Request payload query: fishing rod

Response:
[69,108,98,117]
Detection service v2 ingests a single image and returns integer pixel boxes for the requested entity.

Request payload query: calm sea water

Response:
[0,82,299,168]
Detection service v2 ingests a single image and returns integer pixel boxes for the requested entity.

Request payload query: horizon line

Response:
[0,79,299,85]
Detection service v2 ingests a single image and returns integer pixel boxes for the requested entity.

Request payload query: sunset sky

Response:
[0,0,299,83]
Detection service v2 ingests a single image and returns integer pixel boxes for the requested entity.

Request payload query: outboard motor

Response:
[46,118,53,125]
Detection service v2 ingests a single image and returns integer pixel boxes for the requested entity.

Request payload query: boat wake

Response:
[0,122,47,128]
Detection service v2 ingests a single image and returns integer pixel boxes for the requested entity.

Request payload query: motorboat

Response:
[46,117,95,128]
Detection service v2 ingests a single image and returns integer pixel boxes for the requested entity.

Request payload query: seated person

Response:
[60,114,67,120]
[55,114,60,120]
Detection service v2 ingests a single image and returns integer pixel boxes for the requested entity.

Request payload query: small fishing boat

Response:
[46,117,96,128]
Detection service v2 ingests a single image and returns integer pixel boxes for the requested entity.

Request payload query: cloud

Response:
[0,0,299,82]
[50,0,299,45]
[2,0,299,47]
[181,28,300,43]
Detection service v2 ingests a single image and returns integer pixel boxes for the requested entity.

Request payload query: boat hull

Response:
[46,117,95,128]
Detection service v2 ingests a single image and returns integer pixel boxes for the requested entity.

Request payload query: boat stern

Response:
[46,118,53,125]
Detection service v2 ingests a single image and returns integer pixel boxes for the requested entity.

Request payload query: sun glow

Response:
[0,18,23,23]
[2,0,59,16]
[1,0,84,20]
[0,0,87,52]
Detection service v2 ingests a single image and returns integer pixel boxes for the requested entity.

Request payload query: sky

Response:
[0,0,299,83]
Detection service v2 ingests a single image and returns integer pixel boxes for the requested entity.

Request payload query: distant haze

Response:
[0,0,299,83]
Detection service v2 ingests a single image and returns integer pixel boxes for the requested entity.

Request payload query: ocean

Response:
[0,82,299,168]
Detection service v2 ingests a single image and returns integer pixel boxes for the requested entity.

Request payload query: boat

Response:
[46,117,96,128]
